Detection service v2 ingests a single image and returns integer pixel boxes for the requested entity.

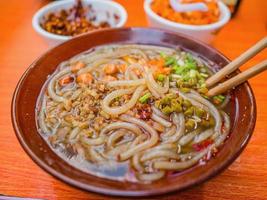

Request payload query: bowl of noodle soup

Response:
[12,28,256,196]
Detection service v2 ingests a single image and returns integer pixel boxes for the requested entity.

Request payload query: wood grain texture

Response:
[0,0,266,199]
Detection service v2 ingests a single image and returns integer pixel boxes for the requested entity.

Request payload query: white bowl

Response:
[32,0,127,46]
[144,0,230,44]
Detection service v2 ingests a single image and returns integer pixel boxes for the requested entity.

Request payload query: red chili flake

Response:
[136,104,152,120]
[192,139,213,152]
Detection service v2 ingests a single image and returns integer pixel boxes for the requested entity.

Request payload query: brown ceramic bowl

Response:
[11,28,256,197]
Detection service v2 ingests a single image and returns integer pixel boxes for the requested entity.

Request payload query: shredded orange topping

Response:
[151,0,220,25]
[147,58,171,75]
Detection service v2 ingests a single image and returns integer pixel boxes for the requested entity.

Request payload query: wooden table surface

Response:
[0,0,266,199]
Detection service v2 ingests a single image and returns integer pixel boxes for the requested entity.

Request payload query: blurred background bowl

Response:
[32,0,127,46]
[144,0,231,44]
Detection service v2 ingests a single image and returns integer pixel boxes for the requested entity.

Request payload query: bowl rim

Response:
[11,27,256,197]
[144,0,231,31]
[32,0,128,41]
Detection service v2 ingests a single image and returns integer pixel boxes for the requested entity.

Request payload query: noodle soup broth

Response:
[36,44,231,183]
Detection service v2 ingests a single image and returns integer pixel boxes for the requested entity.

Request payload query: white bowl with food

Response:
[32,0,127,46]
[144,0,231,44]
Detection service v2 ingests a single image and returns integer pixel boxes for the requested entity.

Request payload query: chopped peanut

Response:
[117,64,127,73]
[77,73,93,85]
[138,58,146,65]
[133,68,142,76]
[103,64,118,75]
[123,94,130,100]
[103,75,117,82]
[71,61,85,73]
[123,56,137,64]
[59,76,74,86]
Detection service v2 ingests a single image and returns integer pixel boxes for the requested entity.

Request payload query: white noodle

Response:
[39,96,50,134]
[125,64,143,80]
[193,129,213,144]
[130,135,147,148]
[119,115,159,160]
[107,130,131,148]
[107,79,146,87]
[137,171,165,182]
[140,149,179,162]
[68,127,80,144]
[161,126,176,138]
[89,147,106,163]
[178,129,199,146]
[100,122,143,136]
[151,113,172,128]
[106,142,131,158]
[81,135,106,146]
[163,113,185,143]
[151,106,169,120]
[102,86,145,116]
[77,59,111,75]
[48,68,70,102]
[132,153,144,172]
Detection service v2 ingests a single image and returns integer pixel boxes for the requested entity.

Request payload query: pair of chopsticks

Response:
[206,37,267,97]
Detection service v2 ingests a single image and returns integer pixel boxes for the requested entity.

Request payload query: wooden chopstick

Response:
[206,37,267,88]
[207,60,267,97]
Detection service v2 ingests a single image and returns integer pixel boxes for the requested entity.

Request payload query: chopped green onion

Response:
[199,67,207,73]
[199,79,205,85]
[182,99,192,107]
[198,87,208,94]
[160,52,167,58]
[169,53,212,91]
[139,92,151,104]
[173,65,186,75]
[162,106,172,114]
[217,95,225,101]
[188,78,197,86]
[195,108,205,117]
[157,74,166,82]
[200,73,209,78]
[202,95,210,99]
[185,54,195,63]
[155,93,183,114]
[171,74,182,79]
[212,95,224,104]
[185,119,195,130]
[200,83,206,88]
[184,107,194,116]
[184,54,197,69]
[189,69,197,78]
[182,73,190,81]
[180,87,191,93]
[213,95,225,101]
[165,57,176,66]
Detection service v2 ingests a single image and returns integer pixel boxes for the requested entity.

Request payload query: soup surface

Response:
[36,45,230,183]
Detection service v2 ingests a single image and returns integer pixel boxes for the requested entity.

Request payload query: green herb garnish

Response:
[139,92,151,104]
[157,74,166,82]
